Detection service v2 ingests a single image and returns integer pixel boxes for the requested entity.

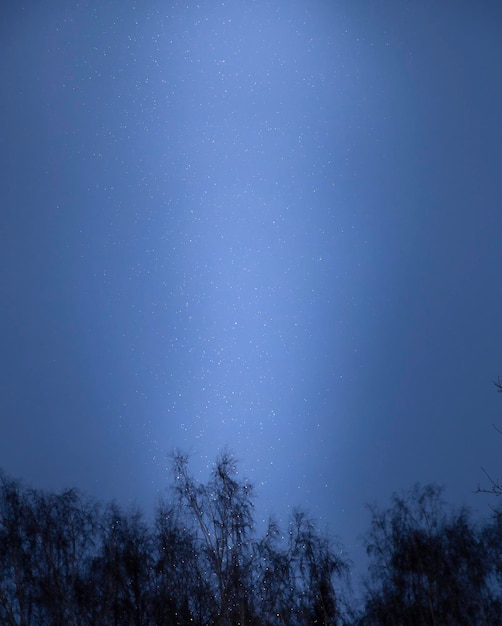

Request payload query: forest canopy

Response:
[1,452,502,625]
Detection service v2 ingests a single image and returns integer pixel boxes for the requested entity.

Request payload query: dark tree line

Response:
[358,484,502,625]
[0,452,349,626]
[2,451,502,625]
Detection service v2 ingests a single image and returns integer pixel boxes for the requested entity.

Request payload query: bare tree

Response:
[253,509,348,626]
[476,378,502,497]
[0,473,100,626]
[89,503,153,626]
[150,499,198,625]
[171,451,256,625]
[28,487,98,626]
[0,472,34,626]
[0,455,350,625]
[359,484,498,625]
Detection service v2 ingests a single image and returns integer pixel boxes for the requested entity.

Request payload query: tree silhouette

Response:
[0,472,100,626]
[150,500,197,625]
[477,378,502,498]
[359,483,500,625]
[0,454,350,625]
[171,451,256,624]
[89,503,154,625]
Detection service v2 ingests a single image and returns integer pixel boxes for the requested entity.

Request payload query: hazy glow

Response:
[3,0,502,587]
[147,1,352,474]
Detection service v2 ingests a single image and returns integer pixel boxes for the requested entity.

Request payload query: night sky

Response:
[2,0,502,586]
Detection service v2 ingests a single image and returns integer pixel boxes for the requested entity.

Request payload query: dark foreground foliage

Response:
[358,484,502,626]
[2,453,502,625]
[0,452,349,626]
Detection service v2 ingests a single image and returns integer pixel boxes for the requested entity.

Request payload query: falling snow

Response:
[2,0,502,588]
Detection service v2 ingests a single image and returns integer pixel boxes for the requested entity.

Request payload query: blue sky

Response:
[2,0,502,586]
